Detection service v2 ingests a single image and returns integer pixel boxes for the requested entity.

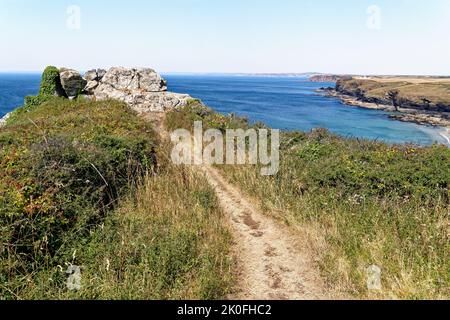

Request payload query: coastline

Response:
[0,112,10,127]
[320,88,450,132]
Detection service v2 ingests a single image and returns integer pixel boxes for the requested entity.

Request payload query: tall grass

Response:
[0,98,233,299]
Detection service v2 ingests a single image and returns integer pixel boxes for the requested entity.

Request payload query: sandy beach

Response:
[439,127,450,146]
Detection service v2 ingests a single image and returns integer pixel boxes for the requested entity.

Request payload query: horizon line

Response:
[0,70,449,78]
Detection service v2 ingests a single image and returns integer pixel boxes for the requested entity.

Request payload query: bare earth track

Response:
[146,112,332,300]
[201,166,330,300]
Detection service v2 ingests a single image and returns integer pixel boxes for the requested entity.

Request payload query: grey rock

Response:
[94,84,191,112]
[83,69,107,94]
[97,69,107,80]
[83,69,107,82]
[84,80,100,94]
[60,68,87,99]
[84,70,98,82]
[100,67,167,92]
[92,67,191,112]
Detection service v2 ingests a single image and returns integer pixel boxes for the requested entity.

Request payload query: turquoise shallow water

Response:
[0,73,448,146]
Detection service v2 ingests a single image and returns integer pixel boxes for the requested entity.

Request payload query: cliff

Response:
[309,74,347,83]
[329,77,450,127]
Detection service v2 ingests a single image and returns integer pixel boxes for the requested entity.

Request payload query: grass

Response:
[166,102,450,299]
[0,97,232,299]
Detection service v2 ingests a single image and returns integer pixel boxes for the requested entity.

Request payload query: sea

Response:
[0,73,448,146]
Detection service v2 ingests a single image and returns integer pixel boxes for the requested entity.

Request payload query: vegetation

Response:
[0,95,232,299]
[167,103,450,299]
[1,76,447,300]
[165,99,255,132]
[38,66,65,97]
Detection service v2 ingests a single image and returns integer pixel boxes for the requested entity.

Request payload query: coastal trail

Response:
[145,112,332,300]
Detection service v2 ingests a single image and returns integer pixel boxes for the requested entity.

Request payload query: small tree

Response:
[421,98,432,110]
[355,88,366,100]
[386,90,400,112]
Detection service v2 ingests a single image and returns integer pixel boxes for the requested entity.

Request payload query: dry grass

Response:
[215,131,449,299]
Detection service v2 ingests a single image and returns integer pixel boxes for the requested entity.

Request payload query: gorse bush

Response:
[165,99,255,133]
[0,98,157,297]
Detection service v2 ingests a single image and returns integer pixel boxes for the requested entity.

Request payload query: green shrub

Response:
[0,99,157,298]
[39,66,65,97]
[24,94,52,108]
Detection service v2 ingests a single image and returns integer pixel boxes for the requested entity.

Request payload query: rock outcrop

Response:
[83,69,106,94]
[89,67,192,112]
[60,68,87,99]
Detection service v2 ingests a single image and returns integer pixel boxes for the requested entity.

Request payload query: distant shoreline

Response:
[318,88,450,146]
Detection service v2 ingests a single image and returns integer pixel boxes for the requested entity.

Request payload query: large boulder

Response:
[92,67,191,112]
[100,67,167,92]
[60,68,87,99]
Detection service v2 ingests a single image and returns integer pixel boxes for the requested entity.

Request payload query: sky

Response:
[0,0,449,75]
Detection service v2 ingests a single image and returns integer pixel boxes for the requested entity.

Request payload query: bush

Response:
[39,66,65,97]
[24,94,52,108]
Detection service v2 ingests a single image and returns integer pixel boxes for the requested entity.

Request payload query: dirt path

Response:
[200,166,331,300]
[145,112,331,300]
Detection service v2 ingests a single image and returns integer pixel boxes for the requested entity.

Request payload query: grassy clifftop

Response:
[336,77,450,111]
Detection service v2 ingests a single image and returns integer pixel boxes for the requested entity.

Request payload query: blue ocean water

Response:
[0,73,41,116]
[165,75,448,146]
[0,73,447,146]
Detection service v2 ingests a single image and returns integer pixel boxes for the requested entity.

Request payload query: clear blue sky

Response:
[1,0,449,75]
